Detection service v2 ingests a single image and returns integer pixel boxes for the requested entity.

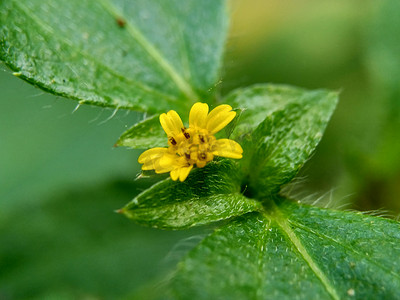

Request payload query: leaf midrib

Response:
[288,218,400,281]
[130,192,260,210]
[98,0,199,101]
[267,202,341,300]
[11,0,180,106]
[254,100,312,171]
[247,106,302,187]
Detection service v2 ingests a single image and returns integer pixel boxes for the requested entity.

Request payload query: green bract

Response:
[1,0,399,299]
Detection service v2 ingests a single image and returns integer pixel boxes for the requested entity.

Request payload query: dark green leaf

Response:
[171,199,400,299]
[227,84,338,198]
[120,160,262,229]
[0,0,228,112]
[115,114,166,149]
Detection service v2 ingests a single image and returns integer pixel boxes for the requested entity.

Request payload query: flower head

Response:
[138,102,243,182]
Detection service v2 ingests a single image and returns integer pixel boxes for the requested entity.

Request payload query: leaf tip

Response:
[115,208,125,214]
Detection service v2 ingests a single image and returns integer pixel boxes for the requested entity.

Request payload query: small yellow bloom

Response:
[138,102,243,182]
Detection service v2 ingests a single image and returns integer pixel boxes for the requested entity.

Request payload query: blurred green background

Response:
[1,0,399,298]
[223,0,400,213]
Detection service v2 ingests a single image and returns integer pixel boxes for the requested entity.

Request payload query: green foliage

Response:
[228,85,338,198]
[121,160,262,229]
[172,200,400,299]
[115,115,167,149]
[1,0,400,299]
[0,0,228,112]
[120,84,338,228]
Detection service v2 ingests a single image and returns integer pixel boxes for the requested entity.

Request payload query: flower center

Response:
[171,127,215,168]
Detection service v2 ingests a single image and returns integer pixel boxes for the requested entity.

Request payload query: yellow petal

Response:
[138,147,168,164]
[206,105,236,134]
[154,165,174,173]
[212,139,243,159]
[179,165,193,182]
[142,161,161,170]
[189,102,209,128]
[170,168,180,181]
[158,153,177,169]
[159,110,184,137]
[142,164,155,171]
[143,160,173,173]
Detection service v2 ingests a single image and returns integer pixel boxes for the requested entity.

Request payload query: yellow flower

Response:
[138,102,243,182]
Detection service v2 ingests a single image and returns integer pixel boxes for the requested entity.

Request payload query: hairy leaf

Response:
[171,199,400,299]
[0,0,228,112]
[115,115,166,149]
[120,160,262,229]
[228,85,338,198]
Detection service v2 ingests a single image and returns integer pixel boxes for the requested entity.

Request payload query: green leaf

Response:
[227,84,338,198]
[120,160,262,229]
[0,0,228,112]
[171,199,400,299]
[226,84,337,138]
[115,115,166,149]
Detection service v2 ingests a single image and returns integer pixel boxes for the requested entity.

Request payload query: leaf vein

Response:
[11,0,179,105]
[288,219,400,281]
[98,0,198,101]
[269,203,341,300]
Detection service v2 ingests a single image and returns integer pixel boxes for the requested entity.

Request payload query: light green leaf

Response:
[171,199,400,299]
[120,160,262,229]
[0,0,228,112]
[115,115,166,149]
[227,84,338,198]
